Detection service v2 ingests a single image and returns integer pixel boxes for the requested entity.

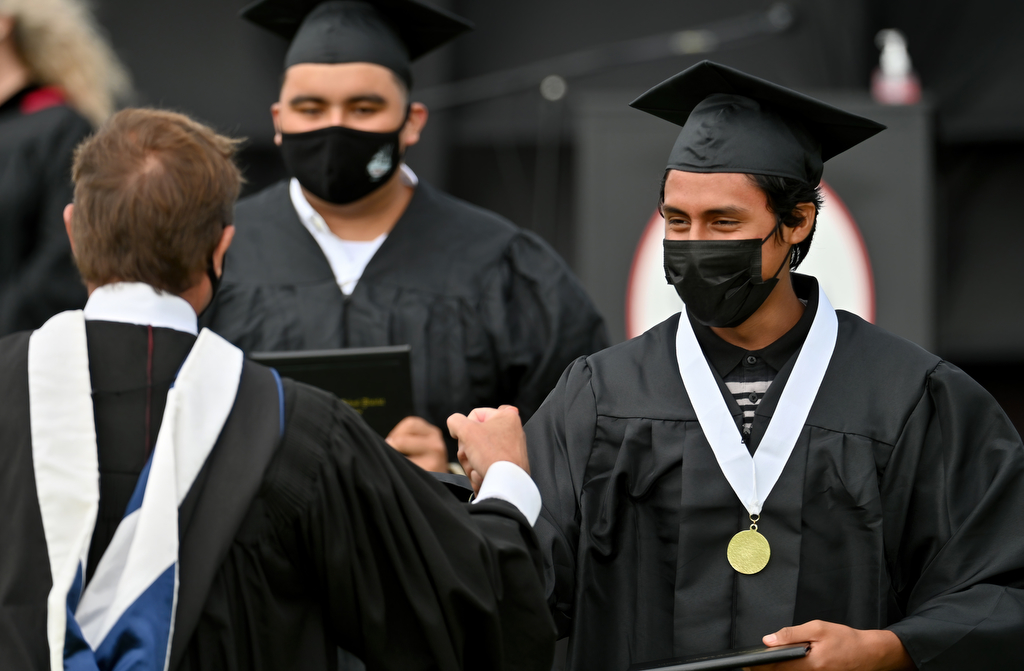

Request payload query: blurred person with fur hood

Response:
[0,0,130,335]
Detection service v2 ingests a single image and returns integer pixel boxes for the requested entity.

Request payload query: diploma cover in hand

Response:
[251,345,414,437]
[628,643,809,671]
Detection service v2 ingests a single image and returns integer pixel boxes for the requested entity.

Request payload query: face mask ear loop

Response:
[769,247,791,280]
[392,104,413,164]
[198,260,220,321]
[761,221,790,280]
[396,104,412,132]
[760,220,782,245]
[198,234,226,320]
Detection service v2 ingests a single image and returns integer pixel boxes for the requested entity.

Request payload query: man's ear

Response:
[400,102,429,151]
[63,203,76,255]
[783,203,817,246]
[212,225,235,277]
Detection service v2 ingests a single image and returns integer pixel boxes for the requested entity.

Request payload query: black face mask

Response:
[663,227,788,328]
[279,121,404,205]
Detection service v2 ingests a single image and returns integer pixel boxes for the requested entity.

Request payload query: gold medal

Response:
[727,514,770,574]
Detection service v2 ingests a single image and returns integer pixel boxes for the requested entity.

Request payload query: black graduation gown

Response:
[0,322,556,670]
[204,180,609,453]
[0,87,90,335]
[525,277,1024,671]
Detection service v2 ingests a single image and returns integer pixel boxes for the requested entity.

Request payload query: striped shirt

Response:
[725,378,773,437]
[687,290,816,451]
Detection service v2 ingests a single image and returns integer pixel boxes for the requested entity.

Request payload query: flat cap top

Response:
[241,0,472,84]
[630,60,886,184]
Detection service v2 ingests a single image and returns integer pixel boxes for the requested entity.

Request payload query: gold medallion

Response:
[727,516,771,574]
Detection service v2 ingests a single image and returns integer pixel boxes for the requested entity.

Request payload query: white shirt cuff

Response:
[472,461,542,526]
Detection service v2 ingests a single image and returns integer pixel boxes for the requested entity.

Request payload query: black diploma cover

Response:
[628,643,809,671]
[251,345,413,437]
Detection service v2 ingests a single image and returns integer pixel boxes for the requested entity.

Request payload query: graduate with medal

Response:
[449,61,1024,671]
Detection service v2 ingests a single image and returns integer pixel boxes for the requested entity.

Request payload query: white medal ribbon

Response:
[675,283,838,515]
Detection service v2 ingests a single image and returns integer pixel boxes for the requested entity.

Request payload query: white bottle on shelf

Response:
[871,29,922,105]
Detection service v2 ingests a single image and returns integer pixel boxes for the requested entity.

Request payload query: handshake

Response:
[446,405,530,493]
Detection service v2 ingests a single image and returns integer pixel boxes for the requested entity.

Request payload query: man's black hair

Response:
[658,171,823,269]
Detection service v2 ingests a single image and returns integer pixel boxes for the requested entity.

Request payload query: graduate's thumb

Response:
[766,620,824,647]
[446,413,469,439]
[764,627,792,646]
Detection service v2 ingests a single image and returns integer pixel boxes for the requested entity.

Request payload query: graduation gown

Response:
[525,277,1024,671]
[0,86,90,336]
[0,321,556,670]
[204,180,609,452]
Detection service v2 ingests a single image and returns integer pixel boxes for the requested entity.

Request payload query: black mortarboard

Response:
[240,0,473,87]
[630,61,886,185]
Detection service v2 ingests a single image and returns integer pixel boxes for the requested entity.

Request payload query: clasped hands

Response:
[387,406,530,481]
[446,405,530,492]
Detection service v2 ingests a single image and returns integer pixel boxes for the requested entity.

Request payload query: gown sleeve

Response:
[883,361,1024,669]
[522,357,598,637]
[480,231,609,422]
[281,382,556,671]
[0,110,90,334]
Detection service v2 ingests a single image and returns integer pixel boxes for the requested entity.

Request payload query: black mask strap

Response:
[396,103,412,157]
[207,260,221,297]
[197,255,223,321]
[761,222,790,281]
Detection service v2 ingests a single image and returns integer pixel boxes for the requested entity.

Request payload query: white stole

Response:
[674,284,839,516]
[28,311,243,670]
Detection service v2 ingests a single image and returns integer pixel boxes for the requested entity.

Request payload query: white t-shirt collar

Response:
[288,163,418,235]
[288,165,416,295]
[83,282,198,335]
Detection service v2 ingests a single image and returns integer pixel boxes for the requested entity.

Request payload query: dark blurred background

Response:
[91,0,1024,430]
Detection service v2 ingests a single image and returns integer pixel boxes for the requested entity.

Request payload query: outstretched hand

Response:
[386,416,449,473]
[745,621,914,671]
[447,405,529,494]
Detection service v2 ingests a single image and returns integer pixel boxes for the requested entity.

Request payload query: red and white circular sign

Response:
[625,182,874,339]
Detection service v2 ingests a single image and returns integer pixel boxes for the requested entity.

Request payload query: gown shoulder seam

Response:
[888,359,945,453]
[578,358,601,503]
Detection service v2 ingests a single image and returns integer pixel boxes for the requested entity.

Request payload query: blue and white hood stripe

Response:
[28,310,244,671]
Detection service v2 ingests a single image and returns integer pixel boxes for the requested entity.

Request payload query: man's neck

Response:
[301,169,414,241]
[710,272,806,351]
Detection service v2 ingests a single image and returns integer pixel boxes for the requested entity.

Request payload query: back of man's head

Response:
[70,108,242,294]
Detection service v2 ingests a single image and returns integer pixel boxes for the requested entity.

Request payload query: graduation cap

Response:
[240,0,473,86]
[630,60,886,185]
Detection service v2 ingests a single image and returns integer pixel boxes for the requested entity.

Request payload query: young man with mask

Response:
[204,0,609,474]
[0,108,555,671]
[449,61,1024,671]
